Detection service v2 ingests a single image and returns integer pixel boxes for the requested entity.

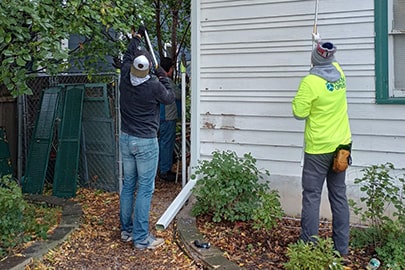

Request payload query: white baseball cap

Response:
[130,54,150,77]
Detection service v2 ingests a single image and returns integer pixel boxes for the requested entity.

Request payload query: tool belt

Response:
[332,143,352,173]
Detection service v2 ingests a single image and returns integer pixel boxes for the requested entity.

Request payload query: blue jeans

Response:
[300,152,350,255]
[119,132,159,243]
[158,120,177,173]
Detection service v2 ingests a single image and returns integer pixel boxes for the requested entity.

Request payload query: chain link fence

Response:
[23,73,120,192]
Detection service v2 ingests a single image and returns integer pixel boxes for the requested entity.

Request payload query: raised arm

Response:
[122,25,145,64]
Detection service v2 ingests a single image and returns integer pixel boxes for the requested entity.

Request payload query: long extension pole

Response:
[301,0,321,167]
[144,28,158,70]
[313,0,320,35]
[139,16,159,70]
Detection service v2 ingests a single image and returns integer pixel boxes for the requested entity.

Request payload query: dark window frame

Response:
[375,0,405,104]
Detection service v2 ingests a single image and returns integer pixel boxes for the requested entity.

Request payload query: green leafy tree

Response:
[0,0,190,97]
[0,0,152,96]
[146,0,191,60]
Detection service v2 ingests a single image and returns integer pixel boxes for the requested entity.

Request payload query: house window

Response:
[375,0,405,104]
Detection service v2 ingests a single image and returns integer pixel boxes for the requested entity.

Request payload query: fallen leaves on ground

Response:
[24,179,376,270]
[196,214,375,269]
[26,180,203,270]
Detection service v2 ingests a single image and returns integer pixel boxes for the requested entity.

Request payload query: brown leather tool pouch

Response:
[332,144,352,173]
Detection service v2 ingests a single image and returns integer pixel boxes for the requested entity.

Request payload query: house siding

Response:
[195,0,405,220]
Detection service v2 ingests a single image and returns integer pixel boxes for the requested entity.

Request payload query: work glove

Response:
[137,25,146,38]
[156,66,166,78]
[112,56,122,69]
[312,32,321,44]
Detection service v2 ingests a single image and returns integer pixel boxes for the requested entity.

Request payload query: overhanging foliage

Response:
[0,0,153,96]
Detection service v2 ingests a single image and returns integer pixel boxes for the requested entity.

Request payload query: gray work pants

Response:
[300,152,350,255]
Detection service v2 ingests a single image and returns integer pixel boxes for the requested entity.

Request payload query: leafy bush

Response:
[349,163,404,229]
[0,175,27,255]
[0,174,61,257]
[252,189,284,230]
[349,163,405,269]
[284,236,343,270]
[374,222,405,270]
[191,150,282,229]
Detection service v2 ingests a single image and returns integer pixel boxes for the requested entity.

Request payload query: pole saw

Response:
[312,0,321,45]
[139,16,159,71]
[301,0,321,167]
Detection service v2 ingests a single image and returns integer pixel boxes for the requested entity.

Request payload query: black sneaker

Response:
[160,171,176,182]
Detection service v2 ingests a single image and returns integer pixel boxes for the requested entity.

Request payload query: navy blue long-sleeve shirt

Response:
[119,37,175,138]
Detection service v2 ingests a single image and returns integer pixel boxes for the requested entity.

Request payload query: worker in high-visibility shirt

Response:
[292,40,352,257]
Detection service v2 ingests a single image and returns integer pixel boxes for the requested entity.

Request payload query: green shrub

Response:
[0,174,61,257]
[0,175,27,255]
[351,221,405,269]
[252,189,284,230]
[349,162,405,269]
[374,222,405,270]
[349,224,380,249]
[284,237,343,270]
[191,150,281,227]
[349,163,404,229]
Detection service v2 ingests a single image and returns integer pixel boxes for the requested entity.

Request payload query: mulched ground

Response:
[26,180,204,270]
[196,214,375,269]
[24,179,375,269]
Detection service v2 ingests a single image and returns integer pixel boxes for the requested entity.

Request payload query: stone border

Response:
[0,195,82,270]
[0,194,238,270]
[176,196,241,270]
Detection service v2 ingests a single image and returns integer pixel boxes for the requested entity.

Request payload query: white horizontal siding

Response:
[199,144,303,176]
[200,114,301,131]
[196,0,405,219]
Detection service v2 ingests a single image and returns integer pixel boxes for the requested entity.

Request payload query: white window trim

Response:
[388,0,405,97]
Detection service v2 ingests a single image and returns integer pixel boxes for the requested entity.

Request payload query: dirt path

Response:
[27,180,203,270]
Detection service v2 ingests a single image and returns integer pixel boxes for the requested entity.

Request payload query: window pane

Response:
[394,0,405,30]
[394,35,405,90]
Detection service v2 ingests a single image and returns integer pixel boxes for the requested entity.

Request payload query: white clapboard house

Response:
[158,0,405,228]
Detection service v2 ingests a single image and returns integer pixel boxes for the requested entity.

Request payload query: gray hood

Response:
[310,64,341,82]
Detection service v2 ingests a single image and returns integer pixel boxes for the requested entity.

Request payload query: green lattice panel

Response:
[52,85,85,198]
[22,87,61,194]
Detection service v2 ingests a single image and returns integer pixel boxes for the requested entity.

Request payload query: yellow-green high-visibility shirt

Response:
[292,62,352,154]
